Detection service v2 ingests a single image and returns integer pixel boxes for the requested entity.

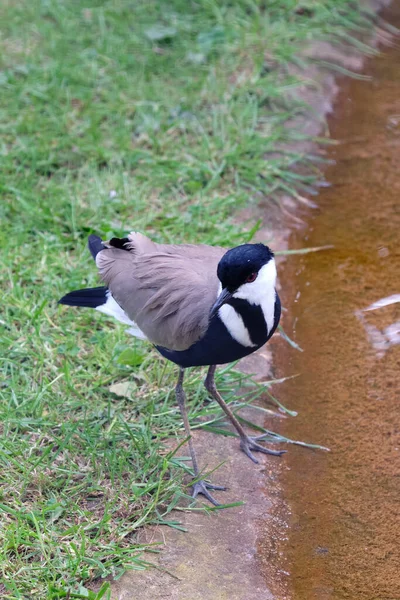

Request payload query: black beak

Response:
[209,288,233,320]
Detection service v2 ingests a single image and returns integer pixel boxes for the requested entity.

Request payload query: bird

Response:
[59,232,285,505]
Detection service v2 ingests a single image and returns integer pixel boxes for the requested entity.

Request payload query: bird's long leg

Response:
[175,367,225,505]
[204,365,286,464]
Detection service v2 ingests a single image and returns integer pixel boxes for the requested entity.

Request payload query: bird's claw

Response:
[240,435,286,464]
[191,480,226,506]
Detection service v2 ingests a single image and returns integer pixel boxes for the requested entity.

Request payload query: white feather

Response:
[232,259,277,335]
[217,259,277,346]
[218,302,256,348]
[96,291,148,340]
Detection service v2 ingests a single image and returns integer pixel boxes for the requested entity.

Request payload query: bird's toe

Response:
[240,435,286,462]
[191,480,226,506]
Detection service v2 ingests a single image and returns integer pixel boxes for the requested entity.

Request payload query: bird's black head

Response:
[209,243,275,319]
[217,243,274,292]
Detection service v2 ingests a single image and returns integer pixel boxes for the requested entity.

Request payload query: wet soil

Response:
[264,4,400,599]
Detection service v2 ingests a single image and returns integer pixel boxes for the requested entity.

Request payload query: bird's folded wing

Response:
[96,238,224,351]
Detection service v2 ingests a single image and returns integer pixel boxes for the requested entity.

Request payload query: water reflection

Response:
[356,294,400,357]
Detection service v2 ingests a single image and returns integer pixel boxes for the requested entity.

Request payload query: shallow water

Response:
[269,7,400,600]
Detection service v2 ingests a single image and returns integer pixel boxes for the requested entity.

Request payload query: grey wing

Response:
[96,241,223,351]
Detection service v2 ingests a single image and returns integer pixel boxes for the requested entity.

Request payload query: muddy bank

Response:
[264,3,400,598]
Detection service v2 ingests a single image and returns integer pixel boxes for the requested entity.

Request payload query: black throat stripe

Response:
[228,298,269,347]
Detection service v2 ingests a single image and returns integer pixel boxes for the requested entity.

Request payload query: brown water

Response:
[269,8,400,600]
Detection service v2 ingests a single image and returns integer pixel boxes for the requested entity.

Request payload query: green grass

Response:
[0,0,375,597]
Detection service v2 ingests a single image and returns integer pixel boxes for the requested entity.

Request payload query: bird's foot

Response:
[240,434,286,464]
[191,480,226,506]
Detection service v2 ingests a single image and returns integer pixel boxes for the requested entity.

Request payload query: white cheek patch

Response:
[96,291,148,340]
[232,260,277,335]
[218,303,256,348]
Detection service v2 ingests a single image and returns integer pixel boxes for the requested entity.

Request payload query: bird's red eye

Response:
[246,272,257,283]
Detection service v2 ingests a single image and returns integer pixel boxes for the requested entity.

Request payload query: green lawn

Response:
[1,1,374,598]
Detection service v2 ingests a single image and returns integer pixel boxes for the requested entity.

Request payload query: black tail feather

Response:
[88,235,106,260]
[58,286,108,308]
[109,237,131,251]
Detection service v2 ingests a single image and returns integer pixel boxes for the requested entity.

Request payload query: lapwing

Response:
[59,233,284,505]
